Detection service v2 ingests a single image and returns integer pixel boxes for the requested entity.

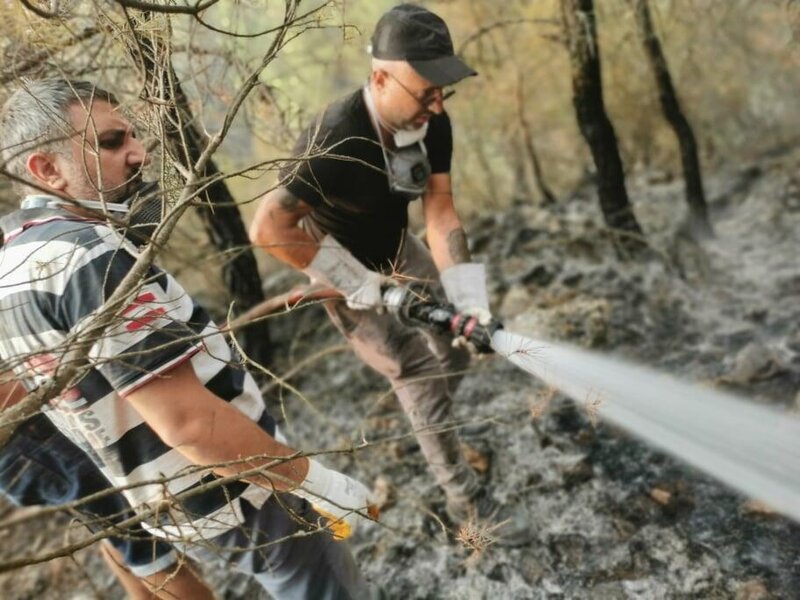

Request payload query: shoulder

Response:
[426,111,452,140]
[320,89,367,129]
[4,217,123,261]
[4,217,141,286]
[302,90,369,145]
[0,217,143,327]
[424,112,453,174]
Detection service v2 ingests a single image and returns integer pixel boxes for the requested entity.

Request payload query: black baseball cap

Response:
[370,4,477,86]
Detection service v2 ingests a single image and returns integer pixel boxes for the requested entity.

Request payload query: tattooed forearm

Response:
[446,228,471,263]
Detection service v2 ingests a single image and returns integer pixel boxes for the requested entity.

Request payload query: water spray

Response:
[241,283,800,523]
[492,330,800,523]
[380,285,800,523]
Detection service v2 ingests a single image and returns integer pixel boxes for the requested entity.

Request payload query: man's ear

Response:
[372,69,388,91]
[26,152,67,192]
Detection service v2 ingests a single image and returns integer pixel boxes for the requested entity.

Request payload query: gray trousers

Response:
[184,493,370,599]
[317,229,479,503]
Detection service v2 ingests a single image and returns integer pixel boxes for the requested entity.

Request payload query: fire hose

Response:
[232,282,502,353]
[237,283,800,524]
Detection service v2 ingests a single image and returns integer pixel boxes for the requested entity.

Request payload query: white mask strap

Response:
[21,195,129,213]
[363,85,429,147]
[393,122,428,147]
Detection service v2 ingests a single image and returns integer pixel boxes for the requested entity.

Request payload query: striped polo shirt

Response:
[0,206,277,541]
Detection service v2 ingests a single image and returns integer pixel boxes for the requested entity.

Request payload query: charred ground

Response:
[1,149,798,599]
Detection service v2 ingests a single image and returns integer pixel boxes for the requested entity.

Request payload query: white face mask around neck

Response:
[363,85,429,147]
[393,122,429,147]
[363,85,432,199]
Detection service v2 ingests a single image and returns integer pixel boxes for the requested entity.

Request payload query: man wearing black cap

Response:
[251,4,531,546]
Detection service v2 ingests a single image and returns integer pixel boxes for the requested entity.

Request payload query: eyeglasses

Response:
[385,71,455,111]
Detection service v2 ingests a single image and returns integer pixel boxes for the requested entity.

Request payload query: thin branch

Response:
[458,18,549,56]
[17,0,60,19]
[0,27,100,85]
[114,0,221,15]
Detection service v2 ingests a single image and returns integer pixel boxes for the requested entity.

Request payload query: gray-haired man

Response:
[0,78,376,599]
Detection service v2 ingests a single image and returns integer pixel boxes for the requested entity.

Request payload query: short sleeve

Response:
[58,235,204,394]
[425,111,453,174]
[281,117,358,207]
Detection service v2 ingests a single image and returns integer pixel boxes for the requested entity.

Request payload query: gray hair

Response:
[0,78,117,191]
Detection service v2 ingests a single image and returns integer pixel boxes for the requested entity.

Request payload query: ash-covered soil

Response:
[1,149,798,599]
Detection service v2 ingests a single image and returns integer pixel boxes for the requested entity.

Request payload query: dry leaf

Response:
[735,579,770,600]
[741,499,776,517]
[461,442,491,474]
[650,487,672,506]
[372,475,395,512]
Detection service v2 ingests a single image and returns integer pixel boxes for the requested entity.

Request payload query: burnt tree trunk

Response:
[515,71,556,205]
[561,0,647,257]
[632,0,713,239]
[132,18,272,373]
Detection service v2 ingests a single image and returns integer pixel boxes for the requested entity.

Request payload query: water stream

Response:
[491,329,800,522]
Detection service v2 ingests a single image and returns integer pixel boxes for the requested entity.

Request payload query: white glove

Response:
[292,459,376,540]
[440,263,492,324]
[343,271,384,311]
[303,234,386,311]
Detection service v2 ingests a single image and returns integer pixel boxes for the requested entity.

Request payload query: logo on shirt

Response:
[122,291,167,332]
[24,353,113,448]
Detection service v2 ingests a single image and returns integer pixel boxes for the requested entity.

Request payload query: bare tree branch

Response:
[0,27,100,85]
[115,0,221,16]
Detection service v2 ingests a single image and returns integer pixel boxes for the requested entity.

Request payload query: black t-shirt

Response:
[282,88,453,270]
